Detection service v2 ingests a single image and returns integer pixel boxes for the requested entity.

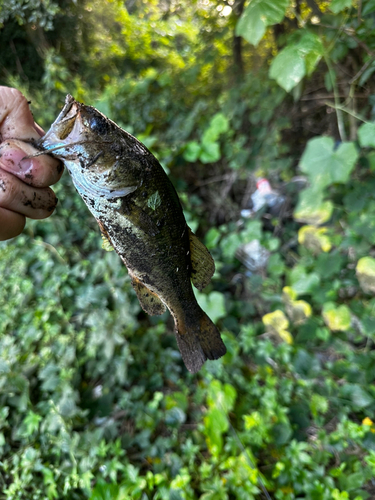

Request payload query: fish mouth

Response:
[38,94,82,155]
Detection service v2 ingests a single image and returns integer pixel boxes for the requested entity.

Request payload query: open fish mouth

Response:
[38,95,81,155]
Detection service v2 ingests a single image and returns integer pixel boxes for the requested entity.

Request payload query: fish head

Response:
[40,95,112,160]
[39,95,138,200]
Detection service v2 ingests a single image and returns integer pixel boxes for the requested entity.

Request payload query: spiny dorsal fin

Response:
[188,228,215,291]
[130,275,166,316]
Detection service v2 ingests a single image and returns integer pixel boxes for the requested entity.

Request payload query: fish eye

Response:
[89,114,109,135]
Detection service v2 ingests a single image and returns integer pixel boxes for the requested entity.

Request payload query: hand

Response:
[0,87,63,241]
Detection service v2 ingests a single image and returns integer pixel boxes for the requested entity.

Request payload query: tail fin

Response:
[174,309,226,373]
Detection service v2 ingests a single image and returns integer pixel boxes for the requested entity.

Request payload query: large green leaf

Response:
[270,31,324,91]
[330,0,353,13]
[236,0,289,46]
[299,136,358,189]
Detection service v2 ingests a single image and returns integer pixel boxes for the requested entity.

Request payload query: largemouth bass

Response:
[39,95,226,373]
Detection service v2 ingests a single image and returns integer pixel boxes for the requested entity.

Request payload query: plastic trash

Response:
[236,239,270,272]
[241,178,287,218]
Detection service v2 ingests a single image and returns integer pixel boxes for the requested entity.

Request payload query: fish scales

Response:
[38,95,226,373]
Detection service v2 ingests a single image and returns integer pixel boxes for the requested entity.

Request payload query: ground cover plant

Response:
[1,0,375,498]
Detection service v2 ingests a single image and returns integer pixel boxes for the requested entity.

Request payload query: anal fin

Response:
[189,228,215,291]
[131,276,166,316]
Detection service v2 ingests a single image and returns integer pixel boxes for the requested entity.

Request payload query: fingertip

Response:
[0,87,39,141]
[0,207,26,241]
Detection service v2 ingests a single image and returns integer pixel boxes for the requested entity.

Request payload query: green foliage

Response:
[2,0,375,498]
[269,30,324,92]
[299,137,358,189]
[235,0,289,46]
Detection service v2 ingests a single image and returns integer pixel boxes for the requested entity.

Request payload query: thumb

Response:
[0,86,43,141]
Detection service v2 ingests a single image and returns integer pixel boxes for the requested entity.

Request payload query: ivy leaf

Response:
[358,122,375,148]
[294,188,334,225]
[356,256,375,293]
[270,31,324,91]
[298,225,332,253]
[330,0,353,14]
[299,137,358,189]
[262,310,293,343]
[236,0,289,46]
[322,302,351,331]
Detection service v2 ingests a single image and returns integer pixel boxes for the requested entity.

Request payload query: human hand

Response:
[0,87,63,241]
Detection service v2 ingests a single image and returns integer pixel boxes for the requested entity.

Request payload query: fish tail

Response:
[174,307,226,373]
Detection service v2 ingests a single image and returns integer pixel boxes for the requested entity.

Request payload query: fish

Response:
[38,95,226,373]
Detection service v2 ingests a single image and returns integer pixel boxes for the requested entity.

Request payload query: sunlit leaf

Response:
[294,188,334,225]
[298,225,332,253]
[356,256,375,293]
[322,302,351,331]
[236,0,289,46]
[270,31,324,91]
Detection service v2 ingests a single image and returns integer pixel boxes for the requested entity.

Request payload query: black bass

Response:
[39,95,226,373]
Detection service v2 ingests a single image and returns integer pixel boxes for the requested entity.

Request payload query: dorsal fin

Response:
[188,228,215,291]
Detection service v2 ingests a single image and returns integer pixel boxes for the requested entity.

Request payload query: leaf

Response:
[341,384,373,408]
[235,0,289,46]
[356,256,375,293]
[207,380,237,413]
[101,234,114,252]
[298,225,332,253]
[300,137,358,189]
[269,44,306,92]
[205,228,221,249]
[330,0,353,14]
[283,287,312,325]
[270,31,324,91]
[203,113,229,143]
[263,309,289,331]
[262,310,293,343]
[194,290,226,323]
[200,141,221,163]
[358,122,375,148]
[184,141,201,162]
[294,188,333,225]
[363,0,375,15]
[289,267,320,294]
[147,191,162,210]
[322,302,351,331]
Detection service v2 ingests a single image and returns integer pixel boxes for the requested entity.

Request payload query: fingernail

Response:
[0,146,32,173]
[19,158,33,173]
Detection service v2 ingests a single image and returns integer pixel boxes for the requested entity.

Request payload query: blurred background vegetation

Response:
[1,0,375,498]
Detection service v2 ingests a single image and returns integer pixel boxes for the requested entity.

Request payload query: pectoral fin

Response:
[118,198,160,237]
[189,228,215,291]
[131,275,166,316]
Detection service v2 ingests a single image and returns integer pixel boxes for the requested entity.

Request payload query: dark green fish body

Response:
[39,95,226,373]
